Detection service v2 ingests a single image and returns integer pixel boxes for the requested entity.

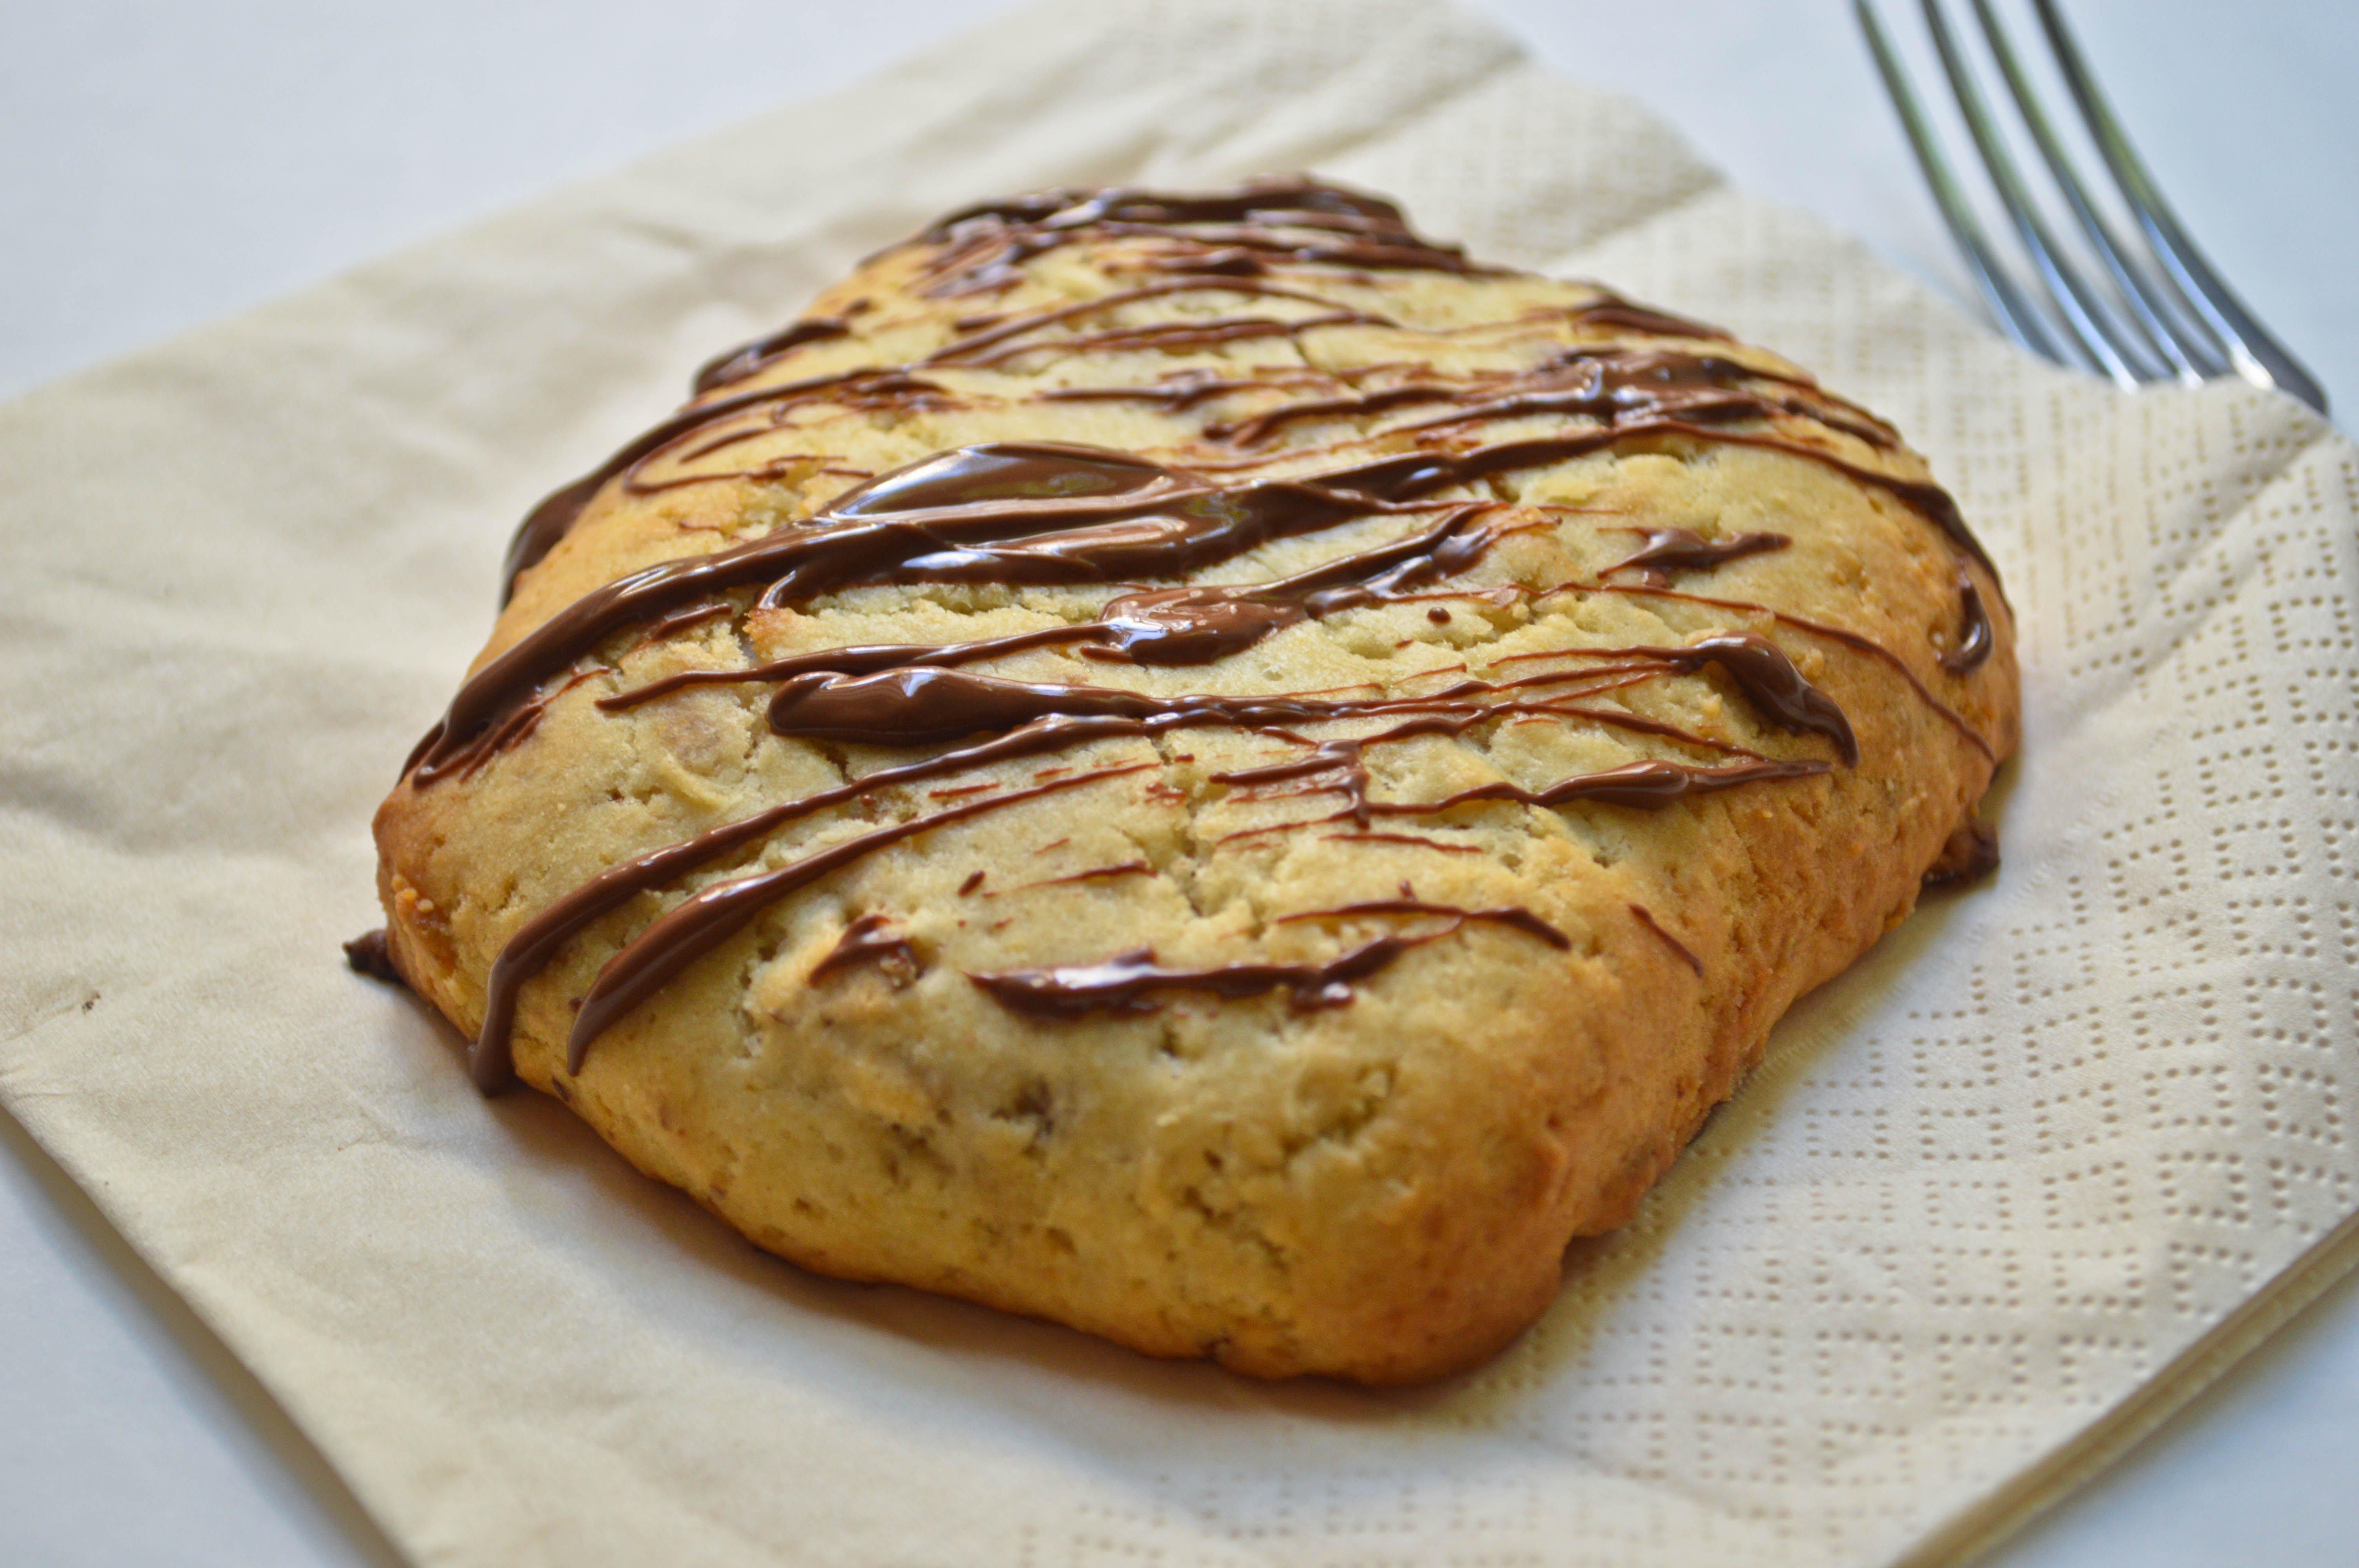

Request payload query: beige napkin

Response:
[4,2,2355,1564]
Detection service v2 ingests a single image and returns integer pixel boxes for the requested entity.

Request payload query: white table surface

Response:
[3,3,2354,1564]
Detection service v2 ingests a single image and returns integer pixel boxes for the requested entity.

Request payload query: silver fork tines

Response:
[1856,0,2327,412]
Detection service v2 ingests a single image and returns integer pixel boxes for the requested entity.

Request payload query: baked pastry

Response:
[369,176,2017,1383]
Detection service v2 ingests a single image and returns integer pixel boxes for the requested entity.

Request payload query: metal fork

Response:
[1855,0,2327,412]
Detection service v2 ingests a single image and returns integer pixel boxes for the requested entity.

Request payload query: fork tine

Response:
[1917,0,2155,387]
[1855,0,2070,365]
[1966,0,2214,384]
[2031,0,2329,412]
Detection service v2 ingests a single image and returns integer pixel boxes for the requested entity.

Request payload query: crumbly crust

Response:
[373,179,2017,1383]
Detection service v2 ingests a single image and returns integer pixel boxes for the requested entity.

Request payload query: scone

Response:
[370,176,2017,1384]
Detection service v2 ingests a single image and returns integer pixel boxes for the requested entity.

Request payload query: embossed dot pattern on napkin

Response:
[0,2,2352,1566]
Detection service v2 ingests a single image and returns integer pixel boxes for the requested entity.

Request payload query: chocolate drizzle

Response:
[972,936,1420,1020]
[810,913,920,983]
[1276,900,1570,949]
[976,897,1577,1021]
[467,717,1145,1089]
[693,317,852,395]
[1940,566,1996,674]
[563,766,1145,1073]
[1628,904,1703,975]
[909,176,1499,297]
[407,178,2008,1092]
[1605,527,1789,586]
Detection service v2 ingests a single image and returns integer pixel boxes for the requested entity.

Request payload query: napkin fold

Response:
[3,2,2354,1565]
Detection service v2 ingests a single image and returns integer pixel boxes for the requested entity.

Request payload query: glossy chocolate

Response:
[970,935,1422,1020]
[1604,526,1790,585]
[692,317,852,396]
[809,913,920,982]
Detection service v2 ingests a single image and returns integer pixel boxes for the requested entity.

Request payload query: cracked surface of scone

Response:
[372,177,2019,1384]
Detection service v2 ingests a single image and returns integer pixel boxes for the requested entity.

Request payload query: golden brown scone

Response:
[371,177,2017,1384]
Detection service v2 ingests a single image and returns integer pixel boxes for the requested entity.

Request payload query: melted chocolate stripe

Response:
[1041,368,1285,410]
[1629,904,1704,975]
[1569,301,1731,340]
[601,504,1501,716]
[809,913,918,981]
[920,276,1382,365]
[969,888,1583,1020]
[1605,527,1790,582]
[753,628,1849,762]
[1629,633,1857,764]
[1210,748,1828,849]
[1101,225,1498,276]
[1300,417,1999,587]
[501,366,911,597]
[1207,688,1768,828]
[1209,381,1467,446]
[761,669,1432,748]
[693,317,852,396]
[1274,900,1571,950]
[1082,503,1500,665]
[566,764,1150,1069]
[951,310,1381,369]
[597,626,1110,711]
[970,935,1419,1021]
[1365,757,1831,815]
[1592,583,1997,764]
[915,179,1408,246]
[1212,349,1886,457]
[468,715,1149,1089]
[907,176,1488,296]
[990,860,1155,895]
[1939,566,1995,673]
